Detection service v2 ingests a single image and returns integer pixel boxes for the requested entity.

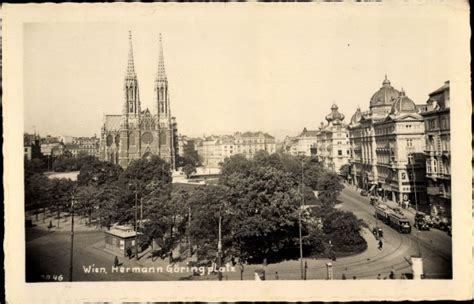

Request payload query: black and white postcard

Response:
[2,2,472,302]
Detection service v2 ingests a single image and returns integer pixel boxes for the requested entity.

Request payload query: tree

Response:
[94,182,132,229]
[121,155,171,197]
[220,166,302,263]
[77,159,123,187]
[187,185,232,262]
[315,172,343,207]
[322,210,367,253]
[339,164,351,180]
[182,163,197,178]
[46,178,76,227]
[75,185,100,226]
[220,154,253,178]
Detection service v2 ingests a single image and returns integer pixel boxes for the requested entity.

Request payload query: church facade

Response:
[99,32,178,169]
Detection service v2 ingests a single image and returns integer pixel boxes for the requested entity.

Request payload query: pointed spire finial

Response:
[126,30,136,77]
[383,74,390,86]
[157,33,167,81]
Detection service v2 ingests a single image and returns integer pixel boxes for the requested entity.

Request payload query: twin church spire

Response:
[123,31,170,121]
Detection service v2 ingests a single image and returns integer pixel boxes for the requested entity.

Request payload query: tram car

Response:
[388,213,412,234]
[374,204,412,234]
[374,204,391,224]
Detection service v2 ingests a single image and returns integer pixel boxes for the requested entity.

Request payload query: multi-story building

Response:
[316,104,350,173]
[23,133,43,160]
[99,32,178,169]
[284,128,319,157]
[73,136,100,157]
[196,132,276,168]
[233,132,276,159]
[421,81,451,220]
[348,76,427,210]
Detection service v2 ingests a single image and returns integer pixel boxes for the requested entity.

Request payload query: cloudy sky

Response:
[23,5,461,140]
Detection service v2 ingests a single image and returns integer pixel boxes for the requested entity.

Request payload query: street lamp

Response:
[128,179,139,261]
[69,192,75,282]
[298,160,305,280]
[408,154,422,258]
[217,206,223,281]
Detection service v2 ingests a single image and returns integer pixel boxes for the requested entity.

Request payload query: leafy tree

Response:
[182,163,197,178]
[322,210,367,253]
[25,158,47,176]
[121,155,171,197]
[75,185,100,226]
[220,166,302,263]
[339,164,351,180]
[187,185,232,262]
[94,182,132,229]
[46,178,76,227]
[220,154,253,178]
[315,171,343,207]
[77,159,123,187]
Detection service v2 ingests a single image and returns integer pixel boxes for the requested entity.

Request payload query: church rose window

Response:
[142,132,153,145]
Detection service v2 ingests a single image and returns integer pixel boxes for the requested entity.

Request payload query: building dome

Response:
[390,90,417,115]
[350,106,363,125]
[370,75,401,108]
[325,103,345,125]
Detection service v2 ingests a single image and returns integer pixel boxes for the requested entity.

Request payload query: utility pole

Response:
[217,207,223,281]
[69,194,75,282]
[409,154,422,258]
[299,161,304,280]
[134,187,138,261]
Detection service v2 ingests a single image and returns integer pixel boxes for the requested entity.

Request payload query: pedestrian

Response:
[342,273,346,280]
[275,271,279,280]
[114,255,119,267]
[389,267,396,279]
[126,247,132,259]
[378,239,383,250]
[377,273,381,280]
[231,256,235,266]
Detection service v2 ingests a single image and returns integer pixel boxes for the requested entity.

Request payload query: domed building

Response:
[348,77,428,211]
[370,75,401,117]
[316,104,350,173]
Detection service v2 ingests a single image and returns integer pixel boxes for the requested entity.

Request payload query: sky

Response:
[23,7,459,140]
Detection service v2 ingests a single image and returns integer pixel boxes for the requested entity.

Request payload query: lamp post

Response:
[69,193,75,282]
[298,160,304,280]
[409,154,422,258]
[128,179,139,261]
[217,206,223,281]
[134,187,138,261]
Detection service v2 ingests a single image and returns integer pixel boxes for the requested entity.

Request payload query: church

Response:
[99,32,178,169]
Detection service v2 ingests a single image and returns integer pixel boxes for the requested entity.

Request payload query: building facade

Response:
[421,81,451,220]
[284,128,319,157]
[99,32,178,169]
[196,132,276,168]
[316,104,350,173]
[348,76,427,210]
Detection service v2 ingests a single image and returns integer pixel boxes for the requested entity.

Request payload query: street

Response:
[339,185,452,279]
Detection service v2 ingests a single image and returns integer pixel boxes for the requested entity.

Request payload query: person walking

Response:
[126,247,132,260]
[378,239,383,250]
[275,271,279,280]
[389,267,396,279]
[114,256,119,267]
[377,273,381,280]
